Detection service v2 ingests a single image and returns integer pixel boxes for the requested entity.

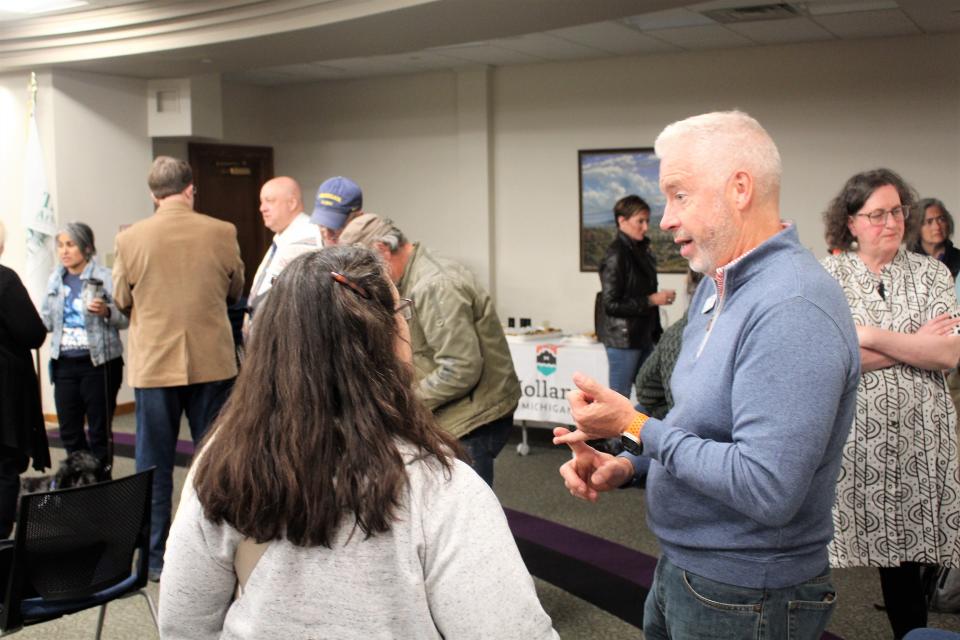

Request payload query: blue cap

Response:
[310,176,363,229]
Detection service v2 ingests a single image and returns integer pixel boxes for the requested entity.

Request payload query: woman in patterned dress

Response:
[821,169,960,639]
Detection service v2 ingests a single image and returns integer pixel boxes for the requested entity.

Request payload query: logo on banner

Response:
[536,344,558,376]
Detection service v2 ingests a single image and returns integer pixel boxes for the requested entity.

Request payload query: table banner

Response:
[507,339,609,426]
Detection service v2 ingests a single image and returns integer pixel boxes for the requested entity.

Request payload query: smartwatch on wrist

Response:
[620,412,649,456]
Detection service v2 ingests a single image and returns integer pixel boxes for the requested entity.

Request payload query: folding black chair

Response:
[0,468,157,638]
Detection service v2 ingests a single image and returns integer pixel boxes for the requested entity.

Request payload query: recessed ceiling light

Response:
[0,0,88,14]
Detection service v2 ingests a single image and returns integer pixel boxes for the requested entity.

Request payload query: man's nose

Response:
[660,207,677,231]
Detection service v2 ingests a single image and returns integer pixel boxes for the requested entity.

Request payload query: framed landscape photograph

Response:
[578,148,685,273]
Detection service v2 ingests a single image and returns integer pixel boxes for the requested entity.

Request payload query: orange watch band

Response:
[623,412,649,443]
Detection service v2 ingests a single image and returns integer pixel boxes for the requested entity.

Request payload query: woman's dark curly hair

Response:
[193,245,460,547]
[822,168,918,252]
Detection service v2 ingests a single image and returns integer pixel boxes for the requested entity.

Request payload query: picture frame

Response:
[578,147,684,273]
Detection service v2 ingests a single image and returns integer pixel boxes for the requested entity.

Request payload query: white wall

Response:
[493,34,960,332]
[1,69,152,413]
[267,72,492,276]
[5,31,960,417]
[46,70,153,407]
[0,71,54,287]
[254,33,960,333]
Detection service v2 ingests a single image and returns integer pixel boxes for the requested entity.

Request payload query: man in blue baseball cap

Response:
[310,176,363,246]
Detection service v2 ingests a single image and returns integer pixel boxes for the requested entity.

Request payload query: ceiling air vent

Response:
[702,3,802,23]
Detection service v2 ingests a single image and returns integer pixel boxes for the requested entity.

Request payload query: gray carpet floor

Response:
[13,417,960,639]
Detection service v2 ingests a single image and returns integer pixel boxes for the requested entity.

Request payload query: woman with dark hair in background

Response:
[908,198,960,279]
[0,221,51,537]
[596,194,674,398]
[40,222,126,478]
[160,246,557,639]
[821,169,960,640]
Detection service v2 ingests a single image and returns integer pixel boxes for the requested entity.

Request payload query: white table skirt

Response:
[507,337,609,426]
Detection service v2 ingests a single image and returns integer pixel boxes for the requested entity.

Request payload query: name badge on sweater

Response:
[701,294,717,314]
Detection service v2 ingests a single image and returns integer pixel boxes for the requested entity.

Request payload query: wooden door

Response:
[188,143,273,296]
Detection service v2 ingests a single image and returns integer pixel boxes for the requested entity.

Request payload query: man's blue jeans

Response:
[459,412,513,488]
[643,556,837,640]
[135,378,234,572]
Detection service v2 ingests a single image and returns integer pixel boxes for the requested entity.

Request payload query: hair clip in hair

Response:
[330,271,371,299]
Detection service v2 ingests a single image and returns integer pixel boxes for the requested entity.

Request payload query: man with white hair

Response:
[554,111,860,639]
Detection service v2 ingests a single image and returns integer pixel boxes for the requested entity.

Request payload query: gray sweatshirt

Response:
[159,453,558,639]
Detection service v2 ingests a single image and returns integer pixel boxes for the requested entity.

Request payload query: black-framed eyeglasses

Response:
[331,271,414,321]
[853,205,911,226]
[395,298,414,321]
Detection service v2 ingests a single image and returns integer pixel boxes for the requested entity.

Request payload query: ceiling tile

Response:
[623,8,715,31]
[650,24,755,49]
[225,66,342,86]
[804,0,899,16]
[383,51,467,71]
[492,32,608,60]
[726,16,836,44]
[888,0,960,34]
[428,42,545,65]
[548,21,682,55]
[316,56,418,77]
[814,8,922,38]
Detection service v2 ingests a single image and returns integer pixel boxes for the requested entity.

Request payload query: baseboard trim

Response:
[44,401,134,423]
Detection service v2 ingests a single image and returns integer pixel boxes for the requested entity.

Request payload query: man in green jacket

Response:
[340,214,520,487]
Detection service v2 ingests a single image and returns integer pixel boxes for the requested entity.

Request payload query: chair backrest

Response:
[0,468,153,629]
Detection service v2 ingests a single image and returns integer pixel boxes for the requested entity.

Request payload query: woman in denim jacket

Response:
[40,222,127,477]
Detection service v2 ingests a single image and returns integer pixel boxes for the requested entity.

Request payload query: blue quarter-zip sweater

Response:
[636,225,859,589]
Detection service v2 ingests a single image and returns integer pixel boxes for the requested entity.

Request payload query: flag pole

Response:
[26,71,36,120]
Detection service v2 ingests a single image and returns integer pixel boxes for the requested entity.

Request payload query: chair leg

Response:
[138,590,159,630]
[95,603,107,640]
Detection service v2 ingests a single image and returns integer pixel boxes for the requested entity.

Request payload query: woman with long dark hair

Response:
[821,169,960,640]
[160,246,557,639]
[40,222,126,477]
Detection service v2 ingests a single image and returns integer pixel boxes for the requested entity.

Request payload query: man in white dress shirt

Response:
[247,176,319,322]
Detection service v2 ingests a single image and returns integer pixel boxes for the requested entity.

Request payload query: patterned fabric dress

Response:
[822,248,960,568]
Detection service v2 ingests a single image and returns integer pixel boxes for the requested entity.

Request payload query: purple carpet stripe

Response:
[504,507,844,640]
[504,507,657,586]
[46,429,197,456]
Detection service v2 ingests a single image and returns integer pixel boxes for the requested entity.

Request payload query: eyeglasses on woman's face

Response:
[331,271,414,320]
[853,205,911,227]
[395,298,414,321]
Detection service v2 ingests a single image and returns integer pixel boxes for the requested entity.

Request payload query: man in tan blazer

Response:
[113,156,244,581]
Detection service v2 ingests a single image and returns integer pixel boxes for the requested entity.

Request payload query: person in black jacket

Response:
[0,222,51,537]
[908,198,960,279]
[595,195,675,398]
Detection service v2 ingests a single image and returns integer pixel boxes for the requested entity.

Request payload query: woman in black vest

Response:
[596,195,675,398]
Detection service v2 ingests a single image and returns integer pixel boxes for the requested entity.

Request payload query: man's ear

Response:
[373,241,392,262]
[728,170,754,212]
